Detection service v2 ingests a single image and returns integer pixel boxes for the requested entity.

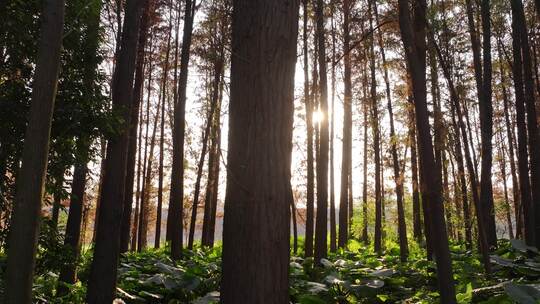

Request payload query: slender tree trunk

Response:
[303,0,315,258]
[51,175,65,227]
[155,2,173,249]
[93,139,106,243]
[374,0,407,260]
[314,0,329,263]
[58,159,88,288]
[187,80,218,249]
[397,0,456,302]
[361,61,369,245]
[5,1,65,302]
[409,105,422,241]
[86,0,145,301]
[120,0,152,253]
[499,60,521,238]
[368,2,382,255]
[329,7,336,253]
[510,0,535,245]
[131,102,144,250]
[167,0,195,260]
[220,0,299,301]
[138,105,159,251]
[511,0,540,247]
[338,0,352,249]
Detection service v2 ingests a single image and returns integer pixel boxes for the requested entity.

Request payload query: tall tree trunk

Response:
[426,19,491,273]
[220,0,299,301]
[374,0,407,260]
[338,0,352,249]
[92,139,107,243]
[120,0,152,253]
[368,2,382,255]
[167,0,195,260]
[86,0,145,301]
[329,6,336,253]
[302,0,315,258]
[201,50,224,248]
[5,1,65,302]
[499,59,521,238]
[409,104,422,241]
[511,0,540,247]
[155,2,173,249]
[397,0,456,302]
[314,0,329,263]
[510,0,535,245]
[361,60,369,245]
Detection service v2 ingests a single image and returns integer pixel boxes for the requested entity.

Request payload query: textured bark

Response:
[511,0,540,247]
[510,0,535,245]
[409,106,422,240]
[51,175,65,227]
[368,2,382,255]
[397,0,456,302]
[4,1,65,302]
[314,0,329,263]
[120,0,152,253]
[220,0,299,302]
[302,0,315,258]
[167,0,195,260]
[338,0,352,249]
[86,0,145,301]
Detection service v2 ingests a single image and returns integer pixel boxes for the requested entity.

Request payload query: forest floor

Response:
[3,238,540,303]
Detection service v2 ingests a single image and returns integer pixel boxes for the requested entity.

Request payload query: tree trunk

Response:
[220,0,299,302]
[511,0,540,248]
[409,105,422,241]
[397,0,456,302]
[187,77,219,249]
[167,0,195,260]
[361,62,369,245]
[314,0,329,263]
[302,0,315,258]
[51,174,65,227]
[368,2,382,255]
[338,0,352,249]
[510,0,535,245]
[120,0,152,253]
[86,0,145,301]
[4,1,65,302]
[155,2,173,249]
[329,6,336,253]
[58,159,88,288]
[374,0,408,261]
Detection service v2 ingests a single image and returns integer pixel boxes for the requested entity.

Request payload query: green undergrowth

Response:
[3,238,540,303]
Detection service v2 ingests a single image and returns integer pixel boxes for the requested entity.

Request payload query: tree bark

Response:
[338,0,352,249]
[510,0,535,245]
[302,0,315,258]
[220,0,299,302]
[314,0,329,263]
[167,0,196,260]
[120,0,152,253]
[397,0,456,302]
[5,1,65,302]
[86,0,145,301]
